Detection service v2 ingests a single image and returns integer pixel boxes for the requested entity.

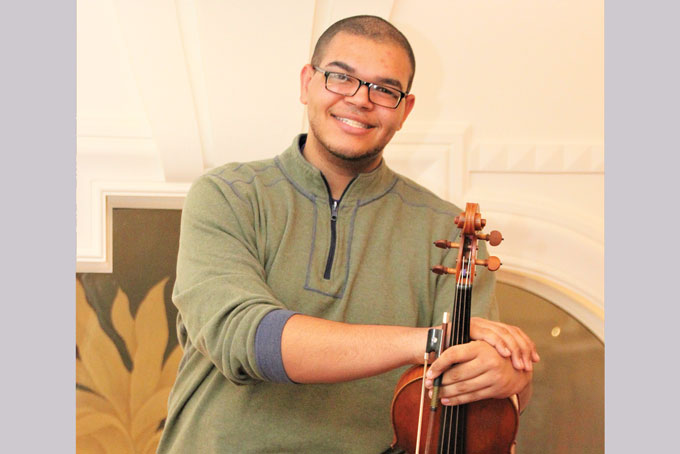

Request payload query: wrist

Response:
[405,326,430,365]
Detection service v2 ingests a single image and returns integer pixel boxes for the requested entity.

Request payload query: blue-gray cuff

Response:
[254,309,298,383]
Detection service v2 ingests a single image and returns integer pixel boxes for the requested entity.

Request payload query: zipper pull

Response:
[331,200,339,221]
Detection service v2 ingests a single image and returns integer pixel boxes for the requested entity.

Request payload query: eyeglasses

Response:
[313,66,407,109]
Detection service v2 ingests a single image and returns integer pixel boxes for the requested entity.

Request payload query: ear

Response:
[397,94,416,130]
[300,64,315,105]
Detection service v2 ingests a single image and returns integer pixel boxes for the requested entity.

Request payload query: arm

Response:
[173,175,288,384]
[281,314,428,383]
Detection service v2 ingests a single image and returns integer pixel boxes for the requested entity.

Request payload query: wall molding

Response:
[497,268,604,342]
[471,142,604,174]
[76,181,190,273]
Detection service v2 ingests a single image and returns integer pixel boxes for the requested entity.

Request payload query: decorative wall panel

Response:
[76,209,182,454]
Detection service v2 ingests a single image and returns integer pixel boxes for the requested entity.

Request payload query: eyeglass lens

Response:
[325,72,401,108]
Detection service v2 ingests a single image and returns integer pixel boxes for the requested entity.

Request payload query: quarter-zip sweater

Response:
[157,135,499,454]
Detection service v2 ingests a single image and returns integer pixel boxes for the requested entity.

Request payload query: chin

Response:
[326,145,383,163]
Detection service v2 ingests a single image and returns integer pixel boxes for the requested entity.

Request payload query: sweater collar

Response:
[275,134,398,204]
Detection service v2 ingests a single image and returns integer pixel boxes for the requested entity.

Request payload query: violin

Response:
[388,203,519,454]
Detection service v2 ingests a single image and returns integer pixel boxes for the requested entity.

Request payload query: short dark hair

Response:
[311,15,416,93]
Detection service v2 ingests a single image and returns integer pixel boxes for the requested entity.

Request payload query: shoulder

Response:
[388,171,463,218]
[187,157,283,203]
[204,157,281,187]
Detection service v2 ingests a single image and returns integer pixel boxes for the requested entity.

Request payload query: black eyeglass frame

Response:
[313,66,408,109]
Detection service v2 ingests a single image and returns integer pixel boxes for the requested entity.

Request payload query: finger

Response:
[425,344,478,380]
[507,325,537,371]
[469,317,512,357]
[428,372,493,403]
[424,363,483,390]
[439,384,496,406]
[490,323,529,371]
[509,324,540,363]
[439,362,487,388]
[471,318,525,369]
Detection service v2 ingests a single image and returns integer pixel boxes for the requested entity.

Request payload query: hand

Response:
[424,340,532,406]
[469,317,540,371]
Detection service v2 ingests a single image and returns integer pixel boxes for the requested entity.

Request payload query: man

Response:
[157,15,538,454]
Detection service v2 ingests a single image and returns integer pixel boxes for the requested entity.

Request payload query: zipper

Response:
[321,175,356,280]
[323,199,339,279]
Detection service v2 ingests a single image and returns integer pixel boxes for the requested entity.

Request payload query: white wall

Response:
[77,0,604,339]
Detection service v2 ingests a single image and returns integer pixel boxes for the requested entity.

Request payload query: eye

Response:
[328,72,352,83]
[371,84,400,99]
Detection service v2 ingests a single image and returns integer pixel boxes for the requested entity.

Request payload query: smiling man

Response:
[157,16,537,454]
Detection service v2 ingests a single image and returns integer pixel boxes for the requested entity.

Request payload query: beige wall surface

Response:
[77,0,603,337]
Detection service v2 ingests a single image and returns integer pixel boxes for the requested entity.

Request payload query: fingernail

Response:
[518,358,525,369]
[426,370,432,379]
[503,347,511,356]
[425,380,432,388]
[428,390,432,398]
[441,398,450,405]
[533,352,541,361]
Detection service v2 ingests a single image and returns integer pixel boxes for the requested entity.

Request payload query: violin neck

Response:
[433,283,472,453]
[448,284,472,347]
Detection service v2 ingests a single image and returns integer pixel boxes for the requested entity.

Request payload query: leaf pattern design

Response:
[76,277,180,454]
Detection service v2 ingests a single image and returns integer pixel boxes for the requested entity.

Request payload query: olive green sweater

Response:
[157,135,498,454]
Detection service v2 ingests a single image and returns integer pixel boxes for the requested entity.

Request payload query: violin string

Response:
[443,247,471,454]
[439,269,456,454]
[439,253,462,454]
[453,247,475,454]
[459,247,474,453]
[454,250,470,454]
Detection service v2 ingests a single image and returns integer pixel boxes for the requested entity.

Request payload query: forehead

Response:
[320,32,412,87]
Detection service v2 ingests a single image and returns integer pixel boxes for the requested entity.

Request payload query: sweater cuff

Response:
[254,309,298,383]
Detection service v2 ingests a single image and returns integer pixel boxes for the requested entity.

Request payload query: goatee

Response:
[326,144,384,163]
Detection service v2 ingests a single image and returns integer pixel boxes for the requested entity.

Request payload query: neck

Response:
[301,134,382,199]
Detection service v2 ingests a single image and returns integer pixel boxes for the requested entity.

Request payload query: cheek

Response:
[381,114,405,134]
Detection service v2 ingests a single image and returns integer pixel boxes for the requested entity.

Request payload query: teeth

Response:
[336,116,371,129]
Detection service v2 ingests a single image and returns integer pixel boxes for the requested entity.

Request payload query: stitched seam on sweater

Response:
[207,173,246,201]
[384,187,458,217]
[208,165,292,202]
[231,163,278,173]
[303,195,319,292]
[339,201,361,297]
[356,177,399,206]
[274,157,316,202]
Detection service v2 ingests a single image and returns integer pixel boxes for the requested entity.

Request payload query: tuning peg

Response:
[431,265,456,275]
[433,240,460,249]
[475,256,501,271]
[477,230,503,246]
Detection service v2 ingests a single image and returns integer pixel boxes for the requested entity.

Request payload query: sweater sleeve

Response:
[172,174,288,385]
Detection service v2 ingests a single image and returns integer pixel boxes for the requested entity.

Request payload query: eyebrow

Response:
[325,60,404,91]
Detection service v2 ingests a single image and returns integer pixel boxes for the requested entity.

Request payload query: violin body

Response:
[390,365,518,454]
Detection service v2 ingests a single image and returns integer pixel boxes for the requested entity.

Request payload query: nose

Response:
[346,82,374,109]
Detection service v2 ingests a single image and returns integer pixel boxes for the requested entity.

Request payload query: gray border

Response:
[606,1,680,450]
[0,2,75,452]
